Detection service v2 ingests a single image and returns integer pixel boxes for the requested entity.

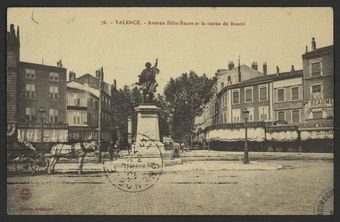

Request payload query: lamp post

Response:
[242,108,250,164]
[39,107,46,143]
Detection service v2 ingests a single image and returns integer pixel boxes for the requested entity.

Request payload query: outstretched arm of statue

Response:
[155,58,158,67]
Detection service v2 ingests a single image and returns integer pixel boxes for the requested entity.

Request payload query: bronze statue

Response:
[135,59,160,103]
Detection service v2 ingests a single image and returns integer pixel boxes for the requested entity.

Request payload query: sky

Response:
[7,7,333,92]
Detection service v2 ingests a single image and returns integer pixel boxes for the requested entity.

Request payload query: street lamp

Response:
[39,107,46,143]
[242,108,250,164]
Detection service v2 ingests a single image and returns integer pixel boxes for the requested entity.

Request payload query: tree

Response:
[164,71,215,143]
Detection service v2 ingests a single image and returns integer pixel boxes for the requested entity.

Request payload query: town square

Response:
[5,8,334,215]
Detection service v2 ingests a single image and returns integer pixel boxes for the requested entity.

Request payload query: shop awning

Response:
[207,127,265,142]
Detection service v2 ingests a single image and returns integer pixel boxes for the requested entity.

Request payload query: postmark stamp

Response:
[103,137,164,193]
[314,186,333,215]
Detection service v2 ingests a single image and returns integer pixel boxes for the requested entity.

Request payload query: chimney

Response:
[276,66,280,75]
[95,70,101,79]
[311,37,316,51]
[69,71,76,81]
[57,59,63,68]
[251,62,258,70]
[10,24,15,35]
[17,26,20,45]
[291,65,295,72]
[305,45,308,53]
[113,79,117,88]
[228,61,234,70]
[263,62,267,75]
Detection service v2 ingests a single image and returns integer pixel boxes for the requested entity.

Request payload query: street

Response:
[7,159,333,215]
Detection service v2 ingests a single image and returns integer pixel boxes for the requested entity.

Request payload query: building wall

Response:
[18,63,67,124]
[229,82,272,123]
[273,77,303,123]
[303,52,333,101]
[7,25,20,124]
[302,46,334,120]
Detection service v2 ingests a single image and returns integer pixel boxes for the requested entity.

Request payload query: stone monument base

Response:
[134,104,165,156]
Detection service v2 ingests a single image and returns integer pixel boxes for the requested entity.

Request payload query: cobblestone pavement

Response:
[7,160,333,215]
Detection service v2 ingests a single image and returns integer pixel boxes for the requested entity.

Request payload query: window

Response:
[90,98,94,108]
[74,96,81,106]
[49,109,59,123]
[25,84,36,99]
[277,89,284,102]
[25,69,36,79]
[311,84,322,100]
[232,109,241,123]
[232,89,240,104]
[312,111,323,119]
[311,61,321,77]
[25,107,36,122]
[277,111,285,121]
[259,85,268,101]
[95,101,99,109]
[49,86,59,99]
[247,107,254,121]
[244,87,253,103]
[292,110,300,123]
[259,106,269,121]
[49,72,59,82]
[291,87,299,101]
[227,76,232,85]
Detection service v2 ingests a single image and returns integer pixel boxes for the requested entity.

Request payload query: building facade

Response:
[7,24,69,144]
[273,70,303,124]
[302,39,334,121]
[18,62,67,124]
[67,72,114,142]
[6,24,20,142]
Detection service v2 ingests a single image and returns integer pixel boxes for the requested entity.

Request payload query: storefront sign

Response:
[18,122,68,129]
[308,98,334,108]
[206,121,265,131]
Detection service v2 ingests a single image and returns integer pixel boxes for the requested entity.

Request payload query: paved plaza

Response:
[7,158,333,215]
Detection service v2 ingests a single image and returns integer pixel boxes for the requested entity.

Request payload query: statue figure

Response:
[135,59,160,103]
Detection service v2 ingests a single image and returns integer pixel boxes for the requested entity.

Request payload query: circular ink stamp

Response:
[103,139,164,193]
[314,186,333,215]
[19,188,32,200]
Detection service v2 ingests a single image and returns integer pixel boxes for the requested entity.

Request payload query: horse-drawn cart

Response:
[13,142,49,176]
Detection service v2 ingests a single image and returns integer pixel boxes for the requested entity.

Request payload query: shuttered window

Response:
[291,87,299,100]
[311,62,321,77]
[277,89,284,102]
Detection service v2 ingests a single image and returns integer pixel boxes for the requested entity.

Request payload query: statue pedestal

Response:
[134,104,165,156]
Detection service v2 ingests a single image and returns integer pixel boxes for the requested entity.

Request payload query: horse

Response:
[47,141,98,175]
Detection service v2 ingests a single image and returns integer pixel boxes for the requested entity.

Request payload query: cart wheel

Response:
[15,159,35,175]
[36,158,50,173]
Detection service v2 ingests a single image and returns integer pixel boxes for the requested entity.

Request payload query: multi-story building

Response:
[18,62,67,124]
[197,61,265,131]
[219,73,274,124]
[302,38,334,121]
[6,24,20,142]
[67,71,114,142]
[273,69,303,124]
[298,38,334,151]
[7,24,68,144]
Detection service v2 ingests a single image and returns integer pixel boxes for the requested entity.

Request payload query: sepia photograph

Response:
[5,7,334,215]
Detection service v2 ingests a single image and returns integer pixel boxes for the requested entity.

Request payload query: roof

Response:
[217,69,303,96]
[302,45,333,59]
[216,64,263,77]
[20,61,66,71]
[74,73,112,95]
[67,81,100,98]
